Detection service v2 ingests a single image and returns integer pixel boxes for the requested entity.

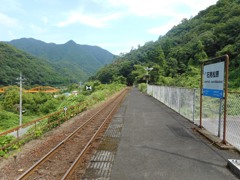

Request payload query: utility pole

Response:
[17,72,24,127]
[19,72,23,127]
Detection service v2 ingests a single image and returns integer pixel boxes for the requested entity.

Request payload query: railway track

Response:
[17,88,129,180]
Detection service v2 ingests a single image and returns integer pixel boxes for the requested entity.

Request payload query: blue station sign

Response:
[203,61,225,98]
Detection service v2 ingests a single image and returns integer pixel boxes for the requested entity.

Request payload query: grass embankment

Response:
[0,82,125,157]
[0,82,125,132]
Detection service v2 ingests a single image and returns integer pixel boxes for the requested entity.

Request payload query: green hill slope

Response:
[91,0,240,88]
[0,43,67,86]
[5,38,115,82]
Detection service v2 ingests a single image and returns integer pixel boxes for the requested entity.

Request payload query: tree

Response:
[131,65,146,84]
[193,40,208,63]
[2,88,19,112]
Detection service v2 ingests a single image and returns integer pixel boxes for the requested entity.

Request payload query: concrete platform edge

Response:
[227,159,240,179]
[195,128,236,150]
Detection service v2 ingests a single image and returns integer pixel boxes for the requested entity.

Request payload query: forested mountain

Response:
[91,0,240,89]
[4,38,115,82]
[0,43,68,85]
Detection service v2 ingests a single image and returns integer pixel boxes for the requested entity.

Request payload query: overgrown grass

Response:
[0,83,126,157]
[0,111,18,132]
[138,83,147,93]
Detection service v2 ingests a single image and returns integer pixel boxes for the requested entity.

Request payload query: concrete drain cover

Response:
[82,116,124,179]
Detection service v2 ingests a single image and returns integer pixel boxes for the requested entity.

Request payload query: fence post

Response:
[17,129,19,138]
[192,89,196,123]
[163,87,165,104]
[222,54,229,144]
[178,88,181,113]
[218,98,223,137]
[200,64,203,128]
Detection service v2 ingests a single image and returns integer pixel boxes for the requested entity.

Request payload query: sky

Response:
[0,0,218,55]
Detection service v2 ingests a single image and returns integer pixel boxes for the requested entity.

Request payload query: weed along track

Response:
[16,88,129,180]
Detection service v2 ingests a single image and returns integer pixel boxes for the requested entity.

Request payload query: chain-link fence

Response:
[147,85,198,122]
[147,85,240,151]
[226,92,240,150]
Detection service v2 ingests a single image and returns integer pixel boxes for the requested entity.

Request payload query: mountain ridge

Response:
[4,38,116,82]
[0,42,68,86]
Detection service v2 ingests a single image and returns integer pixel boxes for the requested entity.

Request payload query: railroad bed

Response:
[0,88,129,179]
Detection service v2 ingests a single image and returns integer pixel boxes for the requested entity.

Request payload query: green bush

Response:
[39,98,59,114]
[35,129,43,137]
[0,135,17,157]
[138,83,147,93]
[0,111,18,131]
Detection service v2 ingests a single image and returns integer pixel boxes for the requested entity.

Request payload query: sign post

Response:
[64,107,67,116]
[86,86,92,91]
[200,55,229,144]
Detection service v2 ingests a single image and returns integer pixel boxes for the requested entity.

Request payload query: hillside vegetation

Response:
[0,82,125,156]
[91,0,240,89]
[5,38,115,82]
[0,43,67,86]
[0,82,124,132]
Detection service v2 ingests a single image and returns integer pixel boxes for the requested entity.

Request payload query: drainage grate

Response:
[82,117,124,179]
[81,151,114,179]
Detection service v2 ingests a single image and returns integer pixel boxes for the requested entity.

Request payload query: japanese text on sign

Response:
[203,61,224,98]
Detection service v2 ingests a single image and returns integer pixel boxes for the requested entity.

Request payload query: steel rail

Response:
[17,89,127,180]
[61,91,125,179]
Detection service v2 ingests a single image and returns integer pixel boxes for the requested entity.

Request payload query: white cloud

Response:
[148,23,175,36]
[0,12,19,27]
[41,16,49,24]
[106,0,176,17]
[8,30,16,39]
[57,11,123,28]
[29,24,47,34]
[182,0,218,14]
[148,16,187,35]
[105,0,217,18]
[0,0,24,13]
[143,0,217,35]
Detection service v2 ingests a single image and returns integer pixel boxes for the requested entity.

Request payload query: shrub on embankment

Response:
[0,82,125,157]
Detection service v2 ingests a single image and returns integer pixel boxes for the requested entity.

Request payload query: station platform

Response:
[109,88,240,180]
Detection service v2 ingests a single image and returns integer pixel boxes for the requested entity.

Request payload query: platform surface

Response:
[110,88,240,180]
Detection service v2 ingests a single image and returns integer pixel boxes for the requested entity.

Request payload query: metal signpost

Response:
[200,55,229,144]
[17,72,25,127]
[64,107,68,116]
[144,67,153,84]
[86,85,92,91]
